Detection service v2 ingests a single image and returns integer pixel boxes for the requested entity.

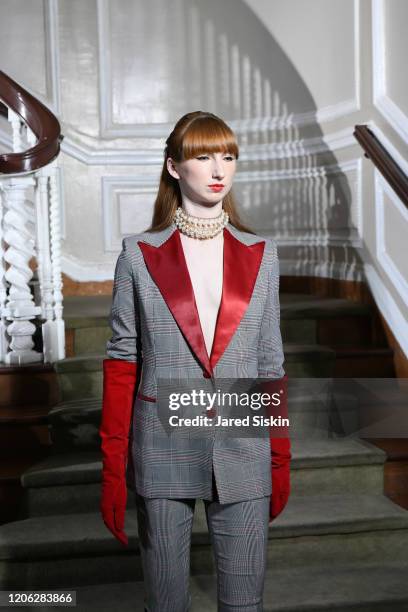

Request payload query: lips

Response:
[209,185,224,192]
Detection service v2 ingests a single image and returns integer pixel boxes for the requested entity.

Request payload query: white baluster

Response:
[8,108,24,153]
[0,184,9,361]
[49,163,65,360]
[0,106,65,365]
[36,172,54,320]
[1,176,42,364]
[38,161,65,362]
[26,125,37,148]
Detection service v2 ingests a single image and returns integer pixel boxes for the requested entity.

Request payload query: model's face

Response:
[167,151,237,206]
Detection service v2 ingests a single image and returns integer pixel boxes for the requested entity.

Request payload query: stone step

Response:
[280,295,375,348]
[283,345,336,377]
[54,354,104,401]
[53,345,337,403]
[21,439,387,516]
[47,384,358,452]
[47,397,101,451]
[1,493,408,589]
[333,347,395,377]
[279,294,372,318]
[56,564,408,612]
[63,294,376,357]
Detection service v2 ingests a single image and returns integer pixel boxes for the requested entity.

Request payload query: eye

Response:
[196,155,209,160]
[224,155,236,161]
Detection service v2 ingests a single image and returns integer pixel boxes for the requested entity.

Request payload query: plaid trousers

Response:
[136,468,270,612]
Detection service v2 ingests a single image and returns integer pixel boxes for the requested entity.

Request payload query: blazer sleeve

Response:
[106,238,140,363]
[257,238,285,380]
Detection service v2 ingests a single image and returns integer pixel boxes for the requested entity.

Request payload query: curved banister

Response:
[354,124,408,211]
[0,70,64,174]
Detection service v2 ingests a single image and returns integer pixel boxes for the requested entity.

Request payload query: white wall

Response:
[246,0,408,352]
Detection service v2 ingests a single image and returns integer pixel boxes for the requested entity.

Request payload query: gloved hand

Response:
[270,437,291,521]
[99,358,138,546]
[261,374,291,523]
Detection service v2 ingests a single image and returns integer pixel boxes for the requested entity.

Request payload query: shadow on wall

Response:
[98,0,363,279]
[0,0,364,280]
[105,0,360,278]
[105,0,361,278]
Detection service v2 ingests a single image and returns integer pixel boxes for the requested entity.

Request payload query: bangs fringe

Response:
[180,118,239,160]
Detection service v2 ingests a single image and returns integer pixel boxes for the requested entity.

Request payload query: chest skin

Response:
[179,231,224,360]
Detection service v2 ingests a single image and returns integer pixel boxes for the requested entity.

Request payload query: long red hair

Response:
[146,111,256,234]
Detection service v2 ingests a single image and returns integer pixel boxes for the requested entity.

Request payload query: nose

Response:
[212,160,225,179]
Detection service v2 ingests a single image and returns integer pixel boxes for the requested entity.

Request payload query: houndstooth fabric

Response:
[106,222,285,504]
[134,491,270,611]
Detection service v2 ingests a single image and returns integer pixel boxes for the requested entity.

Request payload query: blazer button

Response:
[203,371,211,378]
[202,408,217,418]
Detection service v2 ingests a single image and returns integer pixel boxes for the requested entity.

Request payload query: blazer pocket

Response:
[136,391,156,403]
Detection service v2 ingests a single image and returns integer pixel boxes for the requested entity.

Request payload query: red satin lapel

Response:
[138,231,212,376]
[210,230,265,370]
[138,227,265,376]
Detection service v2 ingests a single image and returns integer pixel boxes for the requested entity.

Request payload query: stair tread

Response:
[1,494,408,560]
[54,354,104,372]
[283,344,336,357]
[21,439,386,488]
[21,450,102,486]
[53,344,338,380]
[61,293,372,326]
[280,295,372,319]
[0,405,50,424]
[333,346,394,356]
[63,295,111,327]
[48,397,101,417]
[64,563,408,612]
[53,342,392,374]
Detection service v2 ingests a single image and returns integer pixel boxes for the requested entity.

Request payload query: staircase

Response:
[1,292,407,611]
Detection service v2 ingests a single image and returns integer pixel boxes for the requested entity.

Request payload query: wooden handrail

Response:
[0,101,8,119]
[0,70,64,174]
[354,124,408,210]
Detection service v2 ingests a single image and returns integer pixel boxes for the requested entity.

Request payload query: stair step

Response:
[61,564,408,612]
[63,294,371,326]
[47,398,101,451]
[1,493,408,588]
[283,344,336,377]
[53,345,392,400]
[54,355,104,401]
[280,295,372,318]
[63,294,376,356]
[20,439,387,516]
[22,439,386,487]
[54,355,104,373]
[47,384,364,452]
[52,344,338,403]
[63,295,112,326]
[333,347,395,377]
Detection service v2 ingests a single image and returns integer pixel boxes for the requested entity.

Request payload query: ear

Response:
[167,157,181,180]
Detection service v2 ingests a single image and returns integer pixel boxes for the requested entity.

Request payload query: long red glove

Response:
[262,374,291,523]
[99,358,138,546]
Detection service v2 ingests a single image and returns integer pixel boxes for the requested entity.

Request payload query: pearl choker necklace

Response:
[174,207,229,240]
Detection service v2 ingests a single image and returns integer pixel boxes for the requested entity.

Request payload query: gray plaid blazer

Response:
[106,221,285,504]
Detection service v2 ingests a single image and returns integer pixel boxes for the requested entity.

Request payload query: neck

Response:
[181,198,223,219]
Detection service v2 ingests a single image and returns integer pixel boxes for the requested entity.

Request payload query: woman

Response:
[100,111,291,611]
